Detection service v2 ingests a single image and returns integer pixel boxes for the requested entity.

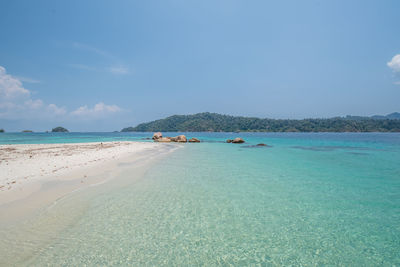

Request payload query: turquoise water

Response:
[1,133,400,265]
[0,132,152,144]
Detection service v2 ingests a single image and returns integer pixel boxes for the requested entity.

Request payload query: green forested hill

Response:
[121,112,400,132]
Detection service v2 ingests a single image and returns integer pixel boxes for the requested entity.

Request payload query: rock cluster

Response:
[169,135,187,142]
[227,138,245,143]
[152,133,199,143]
[152,132,163,140]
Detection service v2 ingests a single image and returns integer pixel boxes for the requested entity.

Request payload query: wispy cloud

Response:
[394,81,400,85]
[71,42,131,75]
[68,63,98,72]
[72,42,116,61]
[69,63,130,75]
[14,76,41,84]
[109,65,129,75]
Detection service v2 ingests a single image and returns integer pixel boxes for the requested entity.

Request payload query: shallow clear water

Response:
[1,133,400,265]
[0,132,152,144]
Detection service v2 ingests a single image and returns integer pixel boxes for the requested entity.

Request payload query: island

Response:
[51,127,69,133]
[22,130,33,133]
[121,112,400,133]
[0,129,4,133]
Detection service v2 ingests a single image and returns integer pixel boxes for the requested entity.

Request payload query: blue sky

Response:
[1,0,400,131]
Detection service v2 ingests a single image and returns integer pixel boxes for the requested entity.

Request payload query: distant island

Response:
[121,112,400,132]
[52,127,69,133]
[0,129,4,133]
[22,130,33,133]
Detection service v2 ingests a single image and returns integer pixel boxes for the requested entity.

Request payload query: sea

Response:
[0,132,399,266]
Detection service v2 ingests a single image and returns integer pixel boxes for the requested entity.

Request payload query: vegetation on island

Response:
[51,126,69,133]
[121,112,400,133]
[0,129,4,133]
[22,130,33,133]
[371,112,400,120]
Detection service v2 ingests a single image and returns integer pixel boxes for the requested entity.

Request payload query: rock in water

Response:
[176,135,187,142]
[154,134,187,143]
[257,143,267,146]
[232,138,245,143]
[189,138,200,143]
[152,132,163,140]
[226,139,233,143]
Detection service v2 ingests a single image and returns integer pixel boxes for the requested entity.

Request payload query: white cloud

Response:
[394,81,400,85]
[25,99,43,109]
[388,54,400,72]
[0,66,65,120]
[0,66,30,99]
[0,65,124,125]
[71,102,122,117]
[109,66,129,75]
[47,103,67,115]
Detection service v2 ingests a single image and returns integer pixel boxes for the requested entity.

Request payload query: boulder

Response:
[189,138,200,143]
[226,139,233,143]
[257,143,267,146]
[152,132,163,140]
[175,135,187,143]
[231,138,245,144]
[155,137,172,142]
[169,136,178,142]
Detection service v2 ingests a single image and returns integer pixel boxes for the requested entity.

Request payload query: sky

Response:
[0,0,400,131]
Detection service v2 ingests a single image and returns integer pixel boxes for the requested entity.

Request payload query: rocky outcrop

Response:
[189,138,200,143]
[152,133,188,143]
[227,138,245,143]
[168,135,187,142]
[152,132,163,140]
[257,143,267,146]
[231,138,245,143]
[175,135,187,142]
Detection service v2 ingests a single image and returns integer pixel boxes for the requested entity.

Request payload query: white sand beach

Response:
[0,141,169,207]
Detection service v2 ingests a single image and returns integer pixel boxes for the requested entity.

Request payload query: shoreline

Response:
[0,141,156,193]
[0,141,180,265]
[0,141,179,223]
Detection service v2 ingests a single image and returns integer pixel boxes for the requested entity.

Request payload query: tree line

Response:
[121,112,400,132]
